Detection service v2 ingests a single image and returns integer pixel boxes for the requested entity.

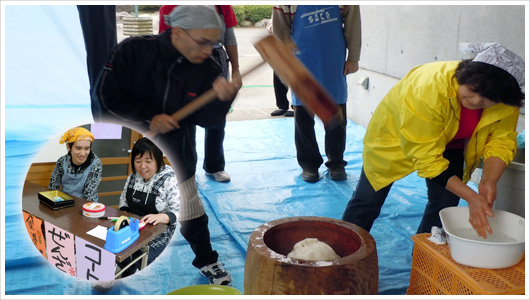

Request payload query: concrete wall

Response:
[347,5,526,129]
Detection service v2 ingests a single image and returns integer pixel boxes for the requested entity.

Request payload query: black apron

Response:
[125,179,159,217]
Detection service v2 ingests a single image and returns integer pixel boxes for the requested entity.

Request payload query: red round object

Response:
[83,202,105,213]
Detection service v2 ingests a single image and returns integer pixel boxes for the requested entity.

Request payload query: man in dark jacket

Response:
[92,5,236,285]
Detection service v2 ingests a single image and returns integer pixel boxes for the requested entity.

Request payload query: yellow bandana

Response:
[59,127,94,144]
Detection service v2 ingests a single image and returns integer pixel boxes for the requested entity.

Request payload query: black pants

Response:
[154,122,198,183]
[179,214,219,269]
[294,103,347,170]
[273,73,289,110]
[77,5,117,121]
[203,123,226,174]
[342,149,463,233]
[155,126,219,270]
[200,48,230,174]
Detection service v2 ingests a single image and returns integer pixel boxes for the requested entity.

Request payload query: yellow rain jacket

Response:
[363,61,519,191]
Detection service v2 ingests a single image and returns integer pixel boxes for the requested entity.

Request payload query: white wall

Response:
[347,4,526,128]
[34,136,69,163]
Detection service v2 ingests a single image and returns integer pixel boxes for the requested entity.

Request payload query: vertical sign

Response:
[44,221,76,277]
[23,211,47,259]
[75,237,116,281]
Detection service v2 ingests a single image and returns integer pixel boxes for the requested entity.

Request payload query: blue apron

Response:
[291,5,347,106]
[61,155,97,200]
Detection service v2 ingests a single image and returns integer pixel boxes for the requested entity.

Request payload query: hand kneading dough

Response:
[287,238,340,260]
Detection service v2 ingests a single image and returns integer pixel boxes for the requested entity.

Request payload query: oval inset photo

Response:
[21,123,179,281]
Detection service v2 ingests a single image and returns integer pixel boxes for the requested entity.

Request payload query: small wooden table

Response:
[22,181,167,277]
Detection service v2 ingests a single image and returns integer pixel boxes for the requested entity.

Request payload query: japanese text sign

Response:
[75,237,116,281]
[44,221,76,276]
[23,211,47,259]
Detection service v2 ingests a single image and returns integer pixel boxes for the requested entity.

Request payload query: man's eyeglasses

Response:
[183,30,222,49]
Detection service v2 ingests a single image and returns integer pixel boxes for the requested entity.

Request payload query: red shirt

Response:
[446,106,483,149]
[158,5,237,33]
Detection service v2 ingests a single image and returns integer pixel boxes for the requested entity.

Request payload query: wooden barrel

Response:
[244,216,378,295]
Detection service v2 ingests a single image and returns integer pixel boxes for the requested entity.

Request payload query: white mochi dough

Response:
[287,238,340,261]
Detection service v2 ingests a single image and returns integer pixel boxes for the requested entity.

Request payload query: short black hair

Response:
[455,60,524,107]
[131,137,165,174]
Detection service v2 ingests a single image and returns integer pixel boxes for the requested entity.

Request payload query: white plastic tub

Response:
[439,206,525,269]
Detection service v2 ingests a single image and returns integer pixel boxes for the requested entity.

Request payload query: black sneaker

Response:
[284,110,294,117]
[302,169,319,183]
[329,167,347,181]
[199,261,232,285]
[271,109,287,116]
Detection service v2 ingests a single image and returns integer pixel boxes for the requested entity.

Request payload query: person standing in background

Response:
[160,5,242,183]
[266,18,294,118]
[77,5,117,121]
[272,5,362,183]
[270,73,293,117]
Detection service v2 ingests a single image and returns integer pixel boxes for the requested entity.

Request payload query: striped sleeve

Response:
[272,5,295,41]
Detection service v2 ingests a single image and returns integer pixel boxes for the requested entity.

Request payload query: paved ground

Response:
[225,28,289,122]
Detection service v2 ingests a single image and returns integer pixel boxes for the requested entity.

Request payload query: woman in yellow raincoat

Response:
[342,43,524,239]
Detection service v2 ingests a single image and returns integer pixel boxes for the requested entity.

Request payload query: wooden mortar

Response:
[244,216,378,295]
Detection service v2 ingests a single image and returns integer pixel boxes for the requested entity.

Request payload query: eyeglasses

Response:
[183,30,222,49]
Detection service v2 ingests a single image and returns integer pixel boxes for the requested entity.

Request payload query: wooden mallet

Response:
[145,34,342,139]
[253,35,343,128]
[144,60,266,138]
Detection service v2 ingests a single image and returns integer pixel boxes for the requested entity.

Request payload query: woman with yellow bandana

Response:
[48,127,102,201]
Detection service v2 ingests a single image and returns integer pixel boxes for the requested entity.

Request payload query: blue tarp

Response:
[4,118,474,296]
[3,4,475,297]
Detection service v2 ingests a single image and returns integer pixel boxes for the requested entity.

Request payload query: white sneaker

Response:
[199,261,232,285]
[206,171,231,182]
[91,280,115,290]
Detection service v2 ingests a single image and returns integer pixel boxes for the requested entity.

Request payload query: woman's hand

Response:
[141,213,170,225]
[466,195,494,239]
[446,175,494,239]
[212,77,238,101]
[478,178,497,208]
[479,156,507,208]
[149,114,180,134]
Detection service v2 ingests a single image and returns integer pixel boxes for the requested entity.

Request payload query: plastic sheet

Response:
[3,117,477,295]
[516,130,525,149]
[3,4,475,296]
[4,5,92,141]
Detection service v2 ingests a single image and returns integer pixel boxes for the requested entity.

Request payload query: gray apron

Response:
[61,155,97,200]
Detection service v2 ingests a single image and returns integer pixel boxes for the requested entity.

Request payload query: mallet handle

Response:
[144,60,266,138]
